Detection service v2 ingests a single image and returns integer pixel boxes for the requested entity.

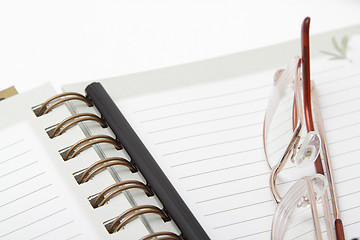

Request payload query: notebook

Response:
[1,24,360,240]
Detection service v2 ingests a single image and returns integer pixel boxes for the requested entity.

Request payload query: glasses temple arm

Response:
[301,17,345,239]
[301,17,325,175]
[311,82,345,239]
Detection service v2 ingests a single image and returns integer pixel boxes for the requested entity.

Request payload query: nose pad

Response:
[293,131,321,168]
[310,173,328,200]
[297,173,328,207]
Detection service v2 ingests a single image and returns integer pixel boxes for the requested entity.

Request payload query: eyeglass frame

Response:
[262,17,345,240]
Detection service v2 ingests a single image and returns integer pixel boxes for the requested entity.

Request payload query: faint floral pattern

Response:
[321,34,360,62]
[321,36,349,60]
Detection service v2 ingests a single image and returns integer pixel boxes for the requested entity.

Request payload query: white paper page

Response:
[0,122,94,240]
[312,57,360,238]
[117,68,275,239]
[114,41,360,239]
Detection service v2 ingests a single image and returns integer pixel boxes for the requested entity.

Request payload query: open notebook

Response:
[1,24,359,240]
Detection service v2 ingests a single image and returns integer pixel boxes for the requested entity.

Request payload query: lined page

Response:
[313,57,360,237]
[115,52,360,238]
[0,122,90,240]
[117,70,275,239]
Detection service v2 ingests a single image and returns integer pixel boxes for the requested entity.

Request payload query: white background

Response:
[1,0,360,93]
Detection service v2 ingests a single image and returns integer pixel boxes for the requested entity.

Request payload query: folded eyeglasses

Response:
[263,17,344,240]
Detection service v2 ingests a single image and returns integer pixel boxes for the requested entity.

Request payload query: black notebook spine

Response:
[85,82,210,240]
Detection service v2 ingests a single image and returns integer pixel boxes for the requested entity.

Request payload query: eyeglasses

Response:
[262,17,345,239]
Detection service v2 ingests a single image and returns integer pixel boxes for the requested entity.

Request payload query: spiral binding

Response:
[35,92,92,116]
[61,135,122,160]
[89,180,154,208]
[76,157,137,184]
[106,205,171,234]
[36,92,180,239]
[139,232,182,240]
[49,113,106,138]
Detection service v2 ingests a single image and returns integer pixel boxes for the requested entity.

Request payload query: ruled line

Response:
[333,161,360,173]
[187,171,270,192]
[318,81,360,99]
[231,229,270,240]
[0,161,38,179]
[329,146,360,159]
[219,176,360,239]
[326,119,360,133]
[345,219,360,228]
[0,208,66,239]
[337,189,360,200]
[335,175,360,185]
[321,96,360,109]
[0,139,24,151]
[0,184,52,208]
[213,213,273,230]
[163,140,263,157]
[341,203,360,213]
[155,78,360,161]
[283,191,360,236]
[0,196,59,222]
[133,83,272,113]
[179,159,265,180]
[327,134,360,146]
[168,147,262,164]
[148,117,263,134]
[67,234,83,240]
[0,172,45,193]
[223,189,360,239]
[140,98,268,123]
[203,163,360,235]
[157,130,261,145]
[204,172,360,226]
[316,70,360,83]
[0,149,31,165]
[195,178,296,204]
[204,198,273,217]
[171,151,265,168]
[312,64,347,78]
[196,185,269,204]
[291,228,313,239]
[30,220,75,240]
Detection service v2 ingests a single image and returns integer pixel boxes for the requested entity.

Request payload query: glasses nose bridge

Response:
[269,123,322,204]
[264,57,315,205]
[269,122,302,204]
